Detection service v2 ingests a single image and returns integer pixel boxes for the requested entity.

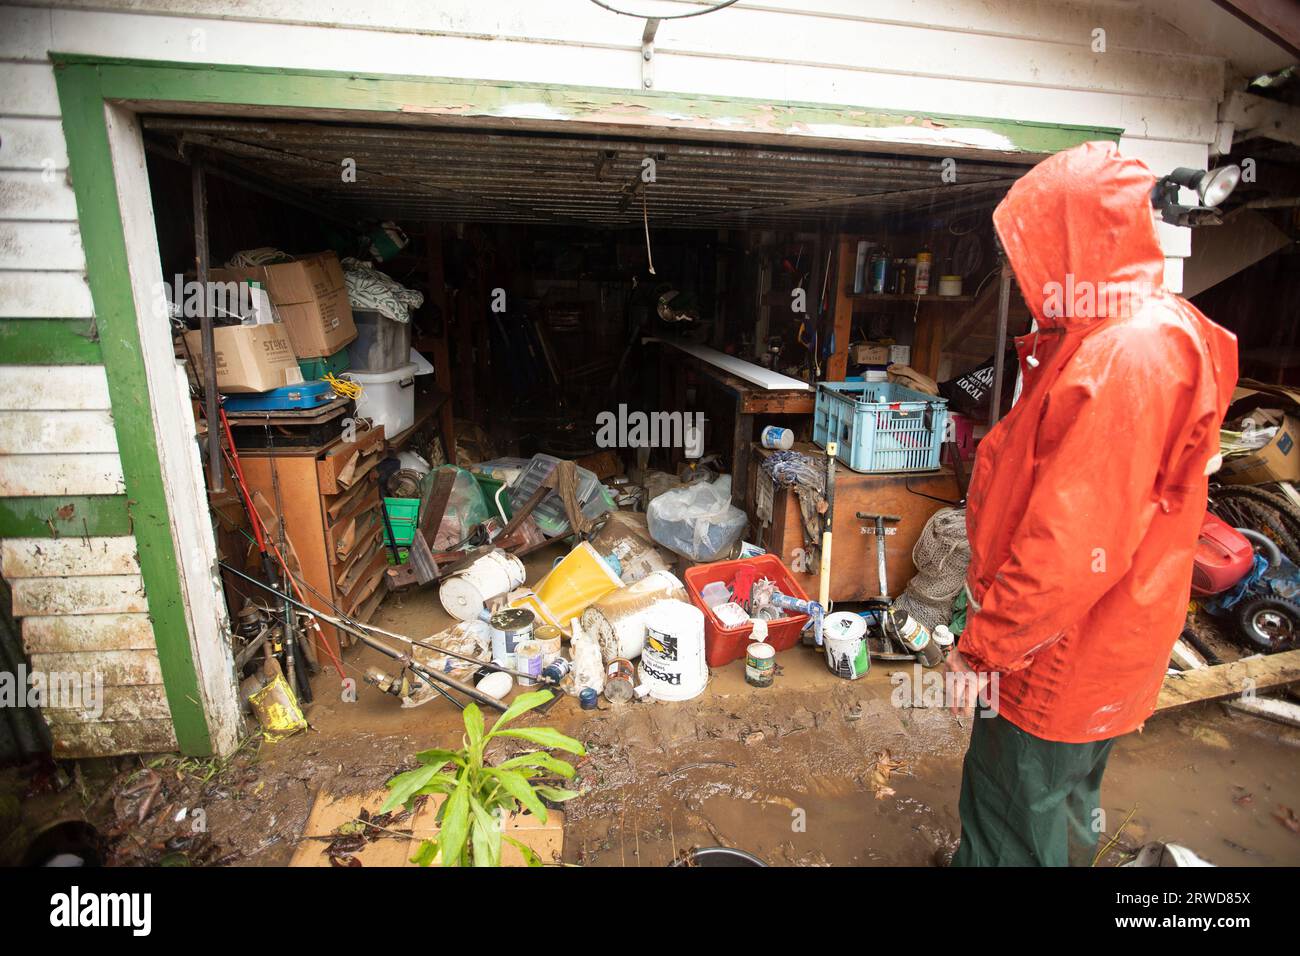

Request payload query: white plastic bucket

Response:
[439,549,527,621]
[638,599,708,702]
[823,611,870,680]
[579,569,686,662]
[345,361,417,436]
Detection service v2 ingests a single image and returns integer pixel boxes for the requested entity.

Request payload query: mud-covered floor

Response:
[8,553,1300,867]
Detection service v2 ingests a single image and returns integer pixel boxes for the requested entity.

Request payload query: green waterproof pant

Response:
[952,710,1116,867]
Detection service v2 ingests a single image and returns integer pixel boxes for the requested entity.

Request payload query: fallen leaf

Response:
[1275,805,1300,834]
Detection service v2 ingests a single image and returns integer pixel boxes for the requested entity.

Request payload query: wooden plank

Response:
[41,684,172,725]
[49,718,177,759]
[0,118,70,170]
[659,339,812,391]
[826,237,856,382]
[0,365,110,409]
[0,453,125,496]
[0,274,94,320]
[10,574,146,616]
[0,222,87,271]
[28,649,164,686]
[22,612,155,653]
[1155,648,1300,712]
[0,410,118,455]
[0,62,60,118]
[1229,695,1300,729]
[0,494,131,537]
[0,169,79,220]
[0,319,102,364]
[1,535,138,577]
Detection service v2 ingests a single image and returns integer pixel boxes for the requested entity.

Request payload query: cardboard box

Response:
[211,252,356,358]
[1219,414,1300,485]
[184,323,303,393]
[289,788,563,867]
[852,342,891,365]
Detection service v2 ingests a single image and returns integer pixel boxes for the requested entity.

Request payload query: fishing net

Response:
[893,507,970,631]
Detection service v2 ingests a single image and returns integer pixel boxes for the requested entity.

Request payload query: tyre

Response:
[1234,595,1300,653]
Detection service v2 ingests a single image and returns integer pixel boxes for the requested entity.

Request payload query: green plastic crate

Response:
[382,497,419,547]
[298,349,351,381]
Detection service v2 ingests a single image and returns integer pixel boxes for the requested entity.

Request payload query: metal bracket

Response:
[641,17,660,89]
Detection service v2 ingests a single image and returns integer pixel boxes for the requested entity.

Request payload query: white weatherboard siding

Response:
[0,538,178,756]
[0,13,176,756]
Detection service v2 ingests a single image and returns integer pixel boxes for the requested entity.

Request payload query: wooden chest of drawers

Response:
[239,424,389,660]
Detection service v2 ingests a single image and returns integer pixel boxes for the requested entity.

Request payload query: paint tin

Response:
[579,687,599,710]
[489,607,535,666]
[514,640,543,686]
[542,657,571,683]
[534,624,564,664]
[745,641,776,687]
[823,611,870,680]
[760,425,794,450]
[604,658,636,703]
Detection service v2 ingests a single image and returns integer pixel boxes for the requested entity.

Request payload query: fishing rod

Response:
[219,563,514,712]
[275,560,552,684]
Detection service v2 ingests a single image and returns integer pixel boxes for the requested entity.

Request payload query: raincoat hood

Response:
[993,140,1164,329]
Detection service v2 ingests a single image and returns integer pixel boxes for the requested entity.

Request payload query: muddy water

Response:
[241,544,1300,868]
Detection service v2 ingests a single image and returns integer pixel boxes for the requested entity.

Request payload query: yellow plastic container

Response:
[510,542,624,632]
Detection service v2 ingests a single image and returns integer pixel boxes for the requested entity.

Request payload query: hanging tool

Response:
[818,441,837,613]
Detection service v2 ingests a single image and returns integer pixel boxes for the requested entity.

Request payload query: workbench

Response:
[659,344,815,505]
[748,441,961,602]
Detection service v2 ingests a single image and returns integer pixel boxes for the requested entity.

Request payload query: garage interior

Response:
[142,113,1031,668]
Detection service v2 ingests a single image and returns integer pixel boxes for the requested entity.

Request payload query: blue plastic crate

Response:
[813,381,948,473]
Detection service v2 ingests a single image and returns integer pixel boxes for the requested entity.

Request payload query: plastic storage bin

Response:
[344,362,417,436]
[350,309,412,373]
[506,454,611,537]
[684,554,811,667]
[382,497,419,546]
[813,381,947,473]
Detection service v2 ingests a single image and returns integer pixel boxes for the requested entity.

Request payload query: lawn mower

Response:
[1193,510,1300,653]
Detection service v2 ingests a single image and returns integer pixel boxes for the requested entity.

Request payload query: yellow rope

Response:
[324,373,362,400]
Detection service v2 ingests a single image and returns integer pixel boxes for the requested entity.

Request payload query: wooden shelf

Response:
[846,291,974,303]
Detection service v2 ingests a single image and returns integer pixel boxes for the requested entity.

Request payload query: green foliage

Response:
[382,689,585,867]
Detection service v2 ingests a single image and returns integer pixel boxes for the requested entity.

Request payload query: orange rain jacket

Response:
[960,141,1238,743]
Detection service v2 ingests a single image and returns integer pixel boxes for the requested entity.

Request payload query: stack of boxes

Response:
[183,251,357,395]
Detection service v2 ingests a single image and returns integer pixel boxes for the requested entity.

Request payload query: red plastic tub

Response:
[684,554,811,667]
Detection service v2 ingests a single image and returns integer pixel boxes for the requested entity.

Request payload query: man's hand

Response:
[944,647,990,719]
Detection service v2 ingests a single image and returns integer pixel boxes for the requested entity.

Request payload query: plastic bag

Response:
[646,476,747,561]
[429,465,490,550]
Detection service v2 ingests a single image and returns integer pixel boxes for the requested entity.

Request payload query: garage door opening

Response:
[138,113,1032,724]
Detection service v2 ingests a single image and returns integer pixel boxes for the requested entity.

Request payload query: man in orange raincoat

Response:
[946,141,1238,866]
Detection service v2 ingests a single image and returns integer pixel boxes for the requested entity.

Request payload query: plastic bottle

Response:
[569,619,606,694]
[915,249,933,295]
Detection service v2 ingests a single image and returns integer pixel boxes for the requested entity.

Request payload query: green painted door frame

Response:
[48,54,1120,756]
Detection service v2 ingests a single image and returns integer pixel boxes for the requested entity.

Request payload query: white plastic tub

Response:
[345,361,417,436]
